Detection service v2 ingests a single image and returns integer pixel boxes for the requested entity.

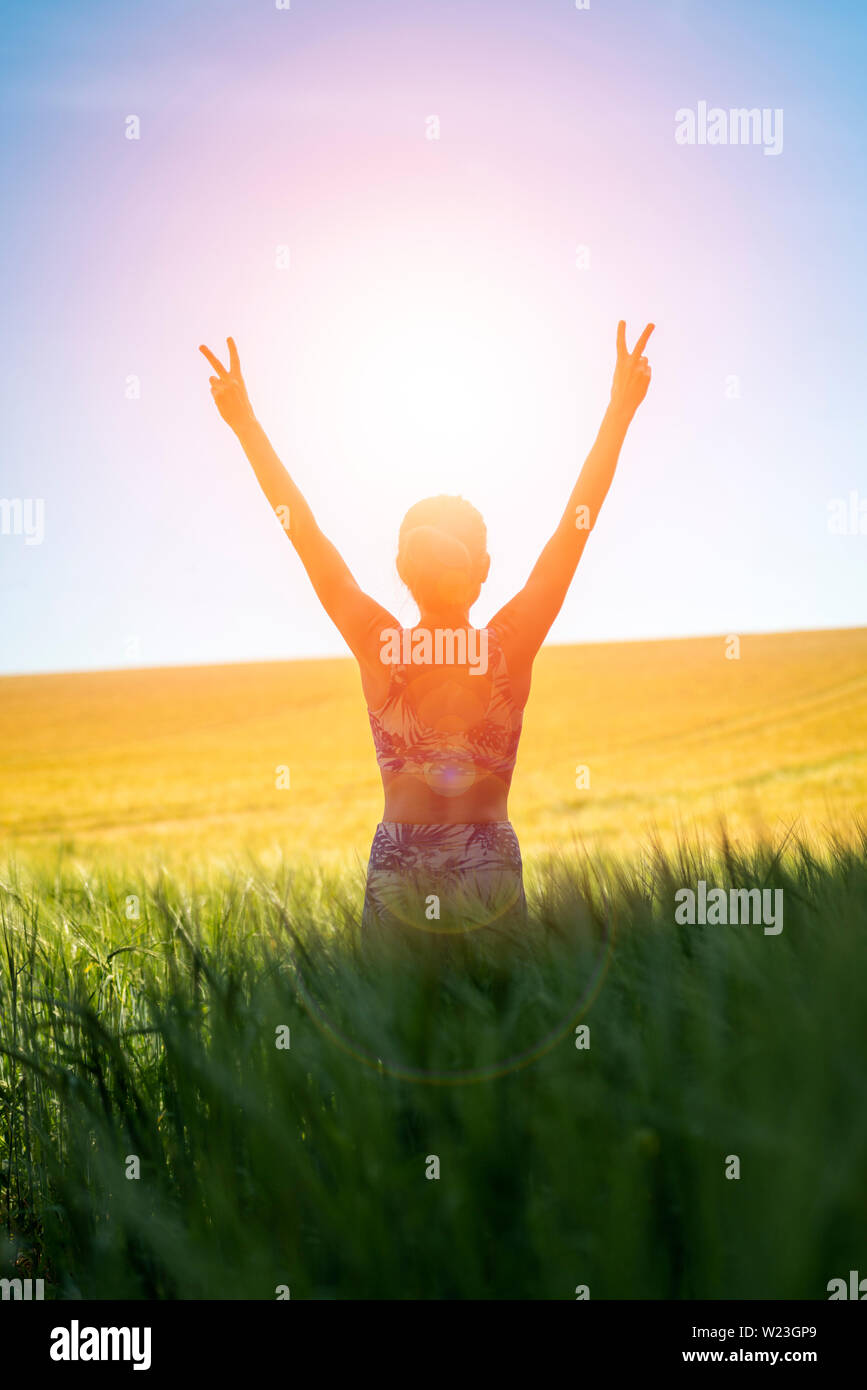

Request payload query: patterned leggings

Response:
[361,821,527,946]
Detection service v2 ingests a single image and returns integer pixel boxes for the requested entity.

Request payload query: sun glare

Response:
[290,266,577,500]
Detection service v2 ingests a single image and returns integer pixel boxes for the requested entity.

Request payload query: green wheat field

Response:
[1,628,866,1298]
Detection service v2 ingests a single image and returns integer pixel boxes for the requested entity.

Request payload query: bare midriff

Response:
[380,771,511,825]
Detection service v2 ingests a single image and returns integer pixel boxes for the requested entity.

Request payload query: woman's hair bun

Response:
[396,495,487,609]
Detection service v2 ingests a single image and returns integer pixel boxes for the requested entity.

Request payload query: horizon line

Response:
[1,622,864,682]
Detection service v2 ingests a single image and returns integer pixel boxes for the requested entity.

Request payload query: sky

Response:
[1,0,865,675]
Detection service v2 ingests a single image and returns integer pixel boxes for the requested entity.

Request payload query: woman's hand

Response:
[199,336,255,433]
[609,320,655,420]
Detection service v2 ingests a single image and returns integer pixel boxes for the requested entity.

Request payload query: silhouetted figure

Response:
[200,321,654,950]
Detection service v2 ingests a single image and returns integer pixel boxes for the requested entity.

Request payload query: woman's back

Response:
[364,624,529,824]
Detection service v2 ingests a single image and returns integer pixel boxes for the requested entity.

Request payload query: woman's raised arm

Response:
[489,320,655,666]
[199,337,395,664]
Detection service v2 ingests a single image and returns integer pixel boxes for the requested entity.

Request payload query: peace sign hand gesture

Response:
[199,337,254,433]
[609,321,655,420]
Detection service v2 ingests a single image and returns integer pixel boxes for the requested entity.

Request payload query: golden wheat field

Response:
[1,626,865,871]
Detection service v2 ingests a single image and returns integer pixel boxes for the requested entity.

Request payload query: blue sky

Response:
[1,0,865,674]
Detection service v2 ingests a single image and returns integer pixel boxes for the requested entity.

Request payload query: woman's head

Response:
[397,495,490,614]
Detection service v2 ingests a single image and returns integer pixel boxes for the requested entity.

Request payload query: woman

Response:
[199,320,654,949]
